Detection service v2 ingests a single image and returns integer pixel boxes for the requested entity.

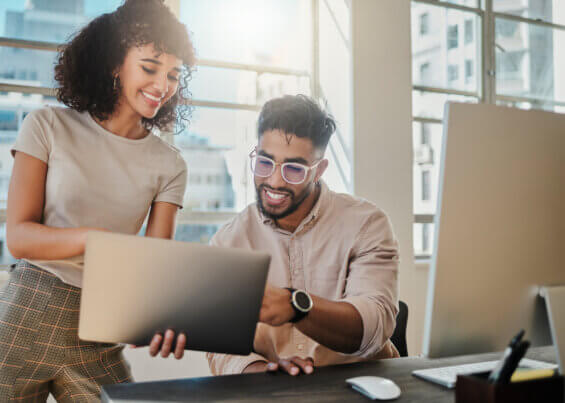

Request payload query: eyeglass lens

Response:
[253,156,307,184]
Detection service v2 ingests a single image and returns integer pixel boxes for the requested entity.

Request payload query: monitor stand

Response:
[540,286,565,374]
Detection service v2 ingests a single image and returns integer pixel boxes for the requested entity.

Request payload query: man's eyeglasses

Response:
[249,149,322,185]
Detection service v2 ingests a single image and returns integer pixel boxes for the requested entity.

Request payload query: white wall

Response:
[351,0,427,355]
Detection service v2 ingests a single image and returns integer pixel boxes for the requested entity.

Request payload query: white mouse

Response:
[346,376,401,400]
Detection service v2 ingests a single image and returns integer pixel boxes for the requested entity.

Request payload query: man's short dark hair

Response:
[257,94,336,151]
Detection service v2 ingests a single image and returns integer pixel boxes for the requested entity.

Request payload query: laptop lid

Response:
[79,231,270,355]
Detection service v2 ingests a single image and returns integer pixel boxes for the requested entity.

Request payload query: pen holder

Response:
[455,371,564,403]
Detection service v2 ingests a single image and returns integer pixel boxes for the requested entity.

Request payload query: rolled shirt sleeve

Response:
[154,153,188,208]
[206,351,267,375]
[340,210,399,358]
[11,108,52,162]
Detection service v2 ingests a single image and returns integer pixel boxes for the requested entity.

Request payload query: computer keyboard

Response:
[412,358,557,388]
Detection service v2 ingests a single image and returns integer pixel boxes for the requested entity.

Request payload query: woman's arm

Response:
[144,201,179,239]
[7,152,102,259]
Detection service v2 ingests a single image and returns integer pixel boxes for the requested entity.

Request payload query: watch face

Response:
[295,290,312,311]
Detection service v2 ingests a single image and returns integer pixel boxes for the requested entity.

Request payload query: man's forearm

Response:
[207,351,268,375]
[242,360,269,373]
[295,295,363,354]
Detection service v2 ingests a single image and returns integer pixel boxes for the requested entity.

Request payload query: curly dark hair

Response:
[54,0,195,132]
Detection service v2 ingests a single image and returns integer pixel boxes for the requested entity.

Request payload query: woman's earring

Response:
[113,75,118,90]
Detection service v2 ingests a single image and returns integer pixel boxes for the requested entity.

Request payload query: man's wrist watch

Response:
[285,288,313,323]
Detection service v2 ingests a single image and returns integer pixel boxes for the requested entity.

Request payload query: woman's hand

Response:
[147,329,187,359]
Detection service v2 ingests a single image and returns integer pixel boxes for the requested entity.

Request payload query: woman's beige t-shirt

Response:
[11,106,188,287]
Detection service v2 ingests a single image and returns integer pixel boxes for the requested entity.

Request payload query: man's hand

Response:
[243,357,314,376]
[147,329,187,359]
[259,285,295,326]
[242,361,271,373]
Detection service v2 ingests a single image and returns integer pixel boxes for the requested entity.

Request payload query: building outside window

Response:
[448,64,459,82]
[464,18,474,44]
[420,12,430,35]
[0,0,352,264]
[422,223,431,255]
[447,24,459,49]
[420,62,431,83]
[465,59,473,81]
[420,123,430,145]
[411,0,565,257]
[421,170,431,202]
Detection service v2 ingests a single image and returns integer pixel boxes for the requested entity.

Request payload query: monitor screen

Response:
[423,102,565,358]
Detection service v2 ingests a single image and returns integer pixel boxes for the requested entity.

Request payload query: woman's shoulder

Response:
[26,106,83,127]
[47,106,84,122]
[149,134,187,171]
[149,133,184,159]
[152,134,181,152]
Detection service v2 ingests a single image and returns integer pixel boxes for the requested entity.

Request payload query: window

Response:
[422,223,430,253]
[493,0,565,25]
[412,6,479,92]
[0,1,352,262]
[175,0,328,240]
[465,59,473,80]
[497,19,518,38]
[448,64,458,82]
[421,170,431,201]
[0,1,125,265]
[420,124,430,145]
[464,19,473,44]
[496,51,522,74]
[0,111,17,131]
[420,13,430,35]
[419,62,431,83]
[447,25,458,49]
[411,0,565,257]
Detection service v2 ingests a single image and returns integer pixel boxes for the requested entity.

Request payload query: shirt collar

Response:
[258,181,329,234]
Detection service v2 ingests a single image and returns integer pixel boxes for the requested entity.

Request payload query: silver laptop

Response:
[79,232,270,355]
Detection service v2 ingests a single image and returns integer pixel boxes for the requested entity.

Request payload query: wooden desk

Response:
[102,347,558,402]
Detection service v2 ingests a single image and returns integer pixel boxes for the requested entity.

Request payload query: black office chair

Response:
[390,300,408,357]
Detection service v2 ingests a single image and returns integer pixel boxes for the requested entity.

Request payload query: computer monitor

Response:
[423,102,565,358]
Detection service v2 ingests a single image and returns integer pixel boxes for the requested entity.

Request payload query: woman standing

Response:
[0,0,194,401]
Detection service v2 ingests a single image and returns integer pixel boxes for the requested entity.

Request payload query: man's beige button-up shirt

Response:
[207,183,400,375]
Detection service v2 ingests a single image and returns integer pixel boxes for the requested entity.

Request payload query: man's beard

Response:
[255,182,315,220]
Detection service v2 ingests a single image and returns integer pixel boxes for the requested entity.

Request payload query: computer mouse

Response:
[346,376,401,400]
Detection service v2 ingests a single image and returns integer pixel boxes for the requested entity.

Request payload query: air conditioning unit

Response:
[414,144,434,165]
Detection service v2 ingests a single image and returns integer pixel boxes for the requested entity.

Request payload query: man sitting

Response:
[150,94,400,375]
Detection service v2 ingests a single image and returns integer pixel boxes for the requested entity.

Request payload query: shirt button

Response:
[297,344,304,351]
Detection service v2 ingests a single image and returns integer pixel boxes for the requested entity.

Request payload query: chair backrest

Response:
[391,300,408,357]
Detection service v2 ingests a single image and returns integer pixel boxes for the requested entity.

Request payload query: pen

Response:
[488,329,525,383]
[496,340,530,384]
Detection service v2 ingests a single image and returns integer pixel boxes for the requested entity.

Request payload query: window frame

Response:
[412,0,565,258]
[0,2,322,268]
[0,0,359,266]
[0,37,311,221]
